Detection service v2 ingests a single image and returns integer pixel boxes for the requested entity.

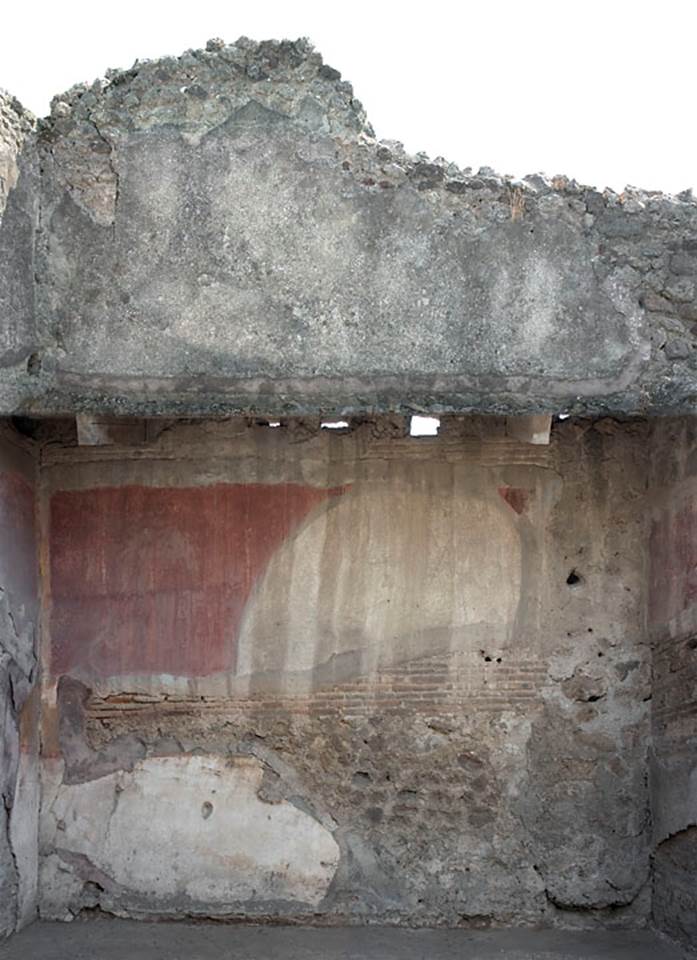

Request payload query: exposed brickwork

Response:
[651,633,697,737]
[85,653,549,724]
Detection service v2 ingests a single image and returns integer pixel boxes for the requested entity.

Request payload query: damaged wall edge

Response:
[647,417,697,955]
[0,425,40,937]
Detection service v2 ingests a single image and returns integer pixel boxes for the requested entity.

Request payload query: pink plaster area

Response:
[49,483,346,679]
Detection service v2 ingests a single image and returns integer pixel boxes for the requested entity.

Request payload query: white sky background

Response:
[2,0,695,195]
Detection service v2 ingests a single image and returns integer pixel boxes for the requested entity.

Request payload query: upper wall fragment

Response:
[1,38,697,417]
[0,92,37,397]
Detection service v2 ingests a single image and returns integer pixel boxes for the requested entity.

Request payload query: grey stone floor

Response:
[0,919,686,960]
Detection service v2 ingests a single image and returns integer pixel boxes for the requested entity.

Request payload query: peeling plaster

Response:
[41,755,340,917]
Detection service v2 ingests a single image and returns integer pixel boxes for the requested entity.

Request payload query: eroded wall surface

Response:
[0,92,37,391]
[1,40,697,417]
[648,419,697,951]
[0,428,39,936]
[37,417,651,926]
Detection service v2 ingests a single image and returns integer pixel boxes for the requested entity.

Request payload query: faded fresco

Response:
[37,420,652,927]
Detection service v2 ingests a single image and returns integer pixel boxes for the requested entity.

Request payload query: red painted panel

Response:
[0,471,37,628]
[50,483,344,679]
[498,485,529,515]
[649,500,697,626]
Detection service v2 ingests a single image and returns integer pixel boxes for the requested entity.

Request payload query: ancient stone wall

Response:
[0,427,40,937]
[36,416,652,926]
[1,40,697,419]
[2,35,696,943]
[648,419,697,952]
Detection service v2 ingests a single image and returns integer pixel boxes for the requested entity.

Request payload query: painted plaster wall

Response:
[648,419,697,953]
[37,417,651,927]
[0,429,40,936]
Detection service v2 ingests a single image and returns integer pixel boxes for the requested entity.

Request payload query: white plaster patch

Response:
[10,745,41,928]
[43,755,339,910]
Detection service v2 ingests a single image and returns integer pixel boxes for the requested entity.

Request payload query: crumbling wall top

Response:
[1,39,697,418]
[44,38,372,143]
